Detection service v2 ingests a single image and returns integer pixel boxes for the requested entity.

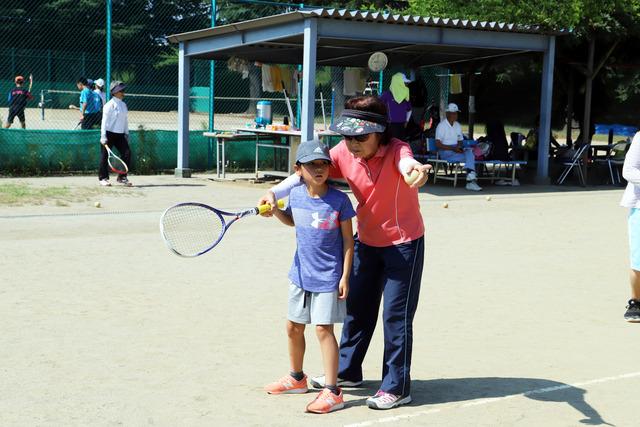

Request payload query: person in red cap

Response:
[4,74,33,129]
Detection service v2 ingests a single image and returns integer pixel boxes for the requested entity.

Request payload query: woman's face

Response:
[344,133,381,160]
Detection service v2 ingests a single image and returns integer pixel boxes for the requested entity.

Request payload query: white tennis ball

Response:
[442,202,449,209]
[94,201,101,208]
[404,170,420,185]
[486,196,492,201]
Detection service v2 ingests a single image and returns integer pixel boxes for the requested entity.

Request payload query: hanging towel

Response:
[279,66,294,93]
[450,74,463,94]
[343,68,366,96]
[272,66,283,92]
[389,73,410,103]
[262,64,275,92]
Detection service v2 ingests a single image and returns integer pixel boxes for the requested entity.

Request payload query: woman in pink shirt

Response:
[260,96,430,410]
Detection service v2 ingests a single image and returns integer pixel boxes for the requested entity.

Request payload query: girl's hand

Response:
[338,279,349,300]
[257,191,277,217]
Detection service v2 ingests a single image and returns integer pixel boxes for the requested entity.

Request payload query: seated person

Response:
[435,103,482,191]
[482,120,510,161]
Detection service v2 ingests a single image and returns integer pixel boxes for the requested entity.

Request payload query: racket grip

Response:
[258,199,285,214]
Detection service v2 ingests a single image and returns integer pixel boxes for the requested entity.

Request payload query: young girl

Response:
[264,138,355,414]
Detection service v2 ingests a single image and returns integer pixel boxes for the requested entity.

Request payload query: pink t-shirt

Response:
[329,138,424,247]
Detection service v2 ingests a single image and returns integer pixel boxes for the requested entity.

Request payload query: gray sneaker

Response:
[309,375,363,389]
[465,181,482,191]
[624,299,640,323]
[366,391,412,410]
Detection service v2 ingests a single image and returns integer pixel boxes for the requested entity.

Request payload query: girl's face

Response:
[344,133,381,160]
[295,159,330,186]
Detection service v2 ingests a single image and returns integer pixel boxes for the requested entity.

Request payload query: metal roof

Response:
[168,8,567,43]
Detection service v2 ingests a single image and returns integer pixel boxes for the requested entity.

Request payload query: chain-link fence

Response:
[0,1,450,175]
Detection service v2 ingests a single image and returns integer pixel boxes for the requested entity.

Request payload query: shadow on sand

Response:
[342,377,613,426]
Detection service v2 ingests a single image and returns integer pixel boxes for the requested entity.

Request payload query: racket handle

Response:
[257,199,285,214]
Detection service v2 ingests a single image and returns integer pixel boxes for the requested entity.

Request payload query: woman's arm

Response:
[271,174,302,200]
[623,132,640,185]
[396,143,431,188]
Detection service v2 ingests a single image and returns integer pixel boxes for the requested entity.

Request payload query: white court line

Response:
[344,371,640,427]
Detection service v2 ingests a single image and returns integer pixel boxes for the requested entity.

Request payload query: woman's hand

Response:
[407,164,432,188]
[257,191,277,217]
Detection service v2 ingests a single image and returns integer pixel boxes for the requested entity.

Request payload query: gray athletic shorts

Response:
[287,283,346,325]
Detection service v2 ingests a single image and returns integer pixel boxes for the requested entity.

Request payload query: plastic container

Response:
[256,101,272,127]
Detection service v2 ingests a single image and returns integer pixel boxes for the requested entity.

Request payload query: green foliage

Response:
[408,0,639,37]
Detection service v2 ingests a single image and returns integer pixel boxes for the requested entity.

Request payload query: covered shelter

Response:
[168,8,566,182]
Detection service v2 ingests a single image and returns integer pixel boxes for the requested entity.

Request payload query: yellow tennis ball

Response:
[94,201,101,208]
[442,202,449,208]
[486,196,492,201]
[404,169,420,185]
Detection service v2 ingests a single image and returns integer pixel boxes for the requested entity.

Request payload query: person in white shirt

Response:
[435,103,482,191]
[94,78,107,107]
[99,80,132,187]
[621,131,640,322]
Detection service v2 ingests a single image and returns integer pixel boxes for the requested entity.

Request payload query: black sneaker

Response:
[624,299,640,323]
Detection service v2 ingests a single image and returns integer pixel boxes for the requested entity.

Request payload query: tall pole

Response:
[106,0,112,101]
[581,37,595,185]
[209,0,216,133]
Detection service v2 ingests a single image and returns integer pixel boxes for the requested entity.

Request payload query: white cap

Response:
[94,78,105,88]
[445,103,461,113]
[400,73,412,83]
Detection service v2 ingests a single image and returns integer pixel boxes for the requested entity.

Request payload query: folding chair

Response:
[593,141,630,185]
[556,144,591,186]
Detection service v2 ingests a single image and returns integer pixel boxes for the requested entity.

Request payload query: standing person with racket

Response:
[99,81,132,187]
[260,96,430,410]
[264,138,356,414]
[4,74,33,129]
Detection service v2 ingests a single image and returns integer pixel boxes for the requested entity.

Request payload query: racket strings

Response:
[161,205,224,256]
[108,156,128,174]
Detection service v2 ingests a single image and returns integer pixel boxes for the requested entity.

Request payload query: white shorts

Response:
[287,283,346,325]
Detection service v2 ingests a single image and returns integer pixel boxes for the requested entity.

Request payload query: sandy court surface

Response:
[1,107,255,132]
[1,107,326,132]
[1,175,638,426]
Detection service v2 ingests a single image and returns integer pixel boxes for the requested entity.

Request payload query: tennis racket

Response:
[160,199,285,257]
[105,145,128,174]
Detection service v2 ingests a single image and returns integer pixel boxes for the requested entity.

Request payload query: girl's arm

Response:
[338,218,354,300]
[272,206,295,227]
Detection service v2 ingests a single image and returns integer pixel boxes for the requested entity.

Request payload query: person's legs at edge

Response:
[367,237,424,409]
[338,239,384,382]
[626,208,640,322]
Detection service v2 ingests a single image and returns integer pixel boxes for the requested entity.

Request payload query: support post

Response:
[468,71,476,139]
[536,36,556,184]
[300,19,318,142]
[581,37,596,184]
[176,42,192,178]
[209,0,216,134]
[106,0,112,101]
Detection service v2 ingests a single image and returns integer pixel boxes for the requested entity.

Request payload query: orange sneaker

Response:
[306,387,344,414]
[264,374,308,394]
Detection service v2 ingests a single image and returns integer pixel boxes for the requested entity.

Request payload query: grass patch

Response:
[0,183,135,206]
